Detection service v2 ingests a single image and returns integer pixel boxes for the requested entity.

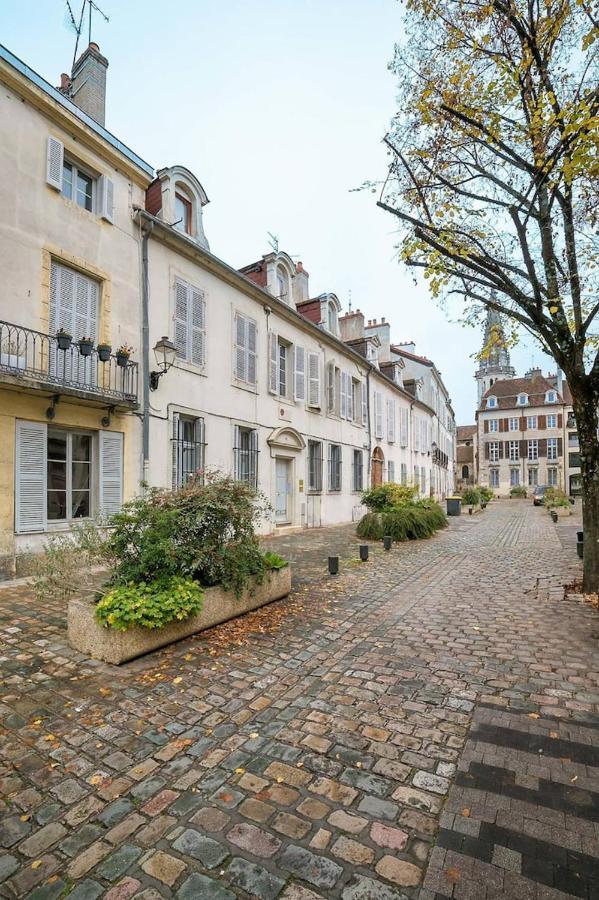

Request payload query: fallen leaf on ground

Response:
[445,867,460,882]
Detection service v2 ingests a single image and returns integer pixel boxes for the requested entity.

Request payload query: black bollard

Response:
[359,545,369,562]
[383,535,392,551]
[328,556,339,575]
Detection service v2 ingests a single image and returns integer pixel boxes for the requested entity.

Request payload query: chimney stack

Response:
[69,42,109,126]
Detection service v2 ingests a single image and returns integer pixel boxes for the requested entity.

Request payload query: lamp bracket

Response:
[101,406,116,428]
[46,394,60,420]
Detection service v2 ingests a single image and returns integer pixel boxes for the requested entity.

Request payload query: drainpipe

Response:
[141,221,153,488]
[366,366,372,482]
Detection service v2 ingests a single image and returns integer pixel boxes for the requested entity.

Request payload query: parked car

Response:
[532,485,549,506]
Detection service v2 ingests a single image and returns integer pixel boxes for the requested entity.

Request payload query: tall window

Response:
[509,441,519,462]
[276,267,289,302]
[233,426,258,489]
[510,468,520,486]
[174,279,206,367]
[328,444,342,491]
[174,192,192,234]
[172,415,205,489]
[548,467,558,486]
[489,419,499,433]
[387,460,395,483]
[509,417,519,431]
[489,441,500,462]
[528,467,538,486]
[308,440,323,492]
[278,340,288,397]
[420,466,426,494]
[327,302,338,334]
[490,469,499,487]
[62,160,94,211]
[414,465,420,491]
[547,414,557,428]
[352,449,364,492]
[401,463,407,485]
[234,313,257,385]
[528,440,538,461]
[47,428,92,521]
[526,415,537,429]
[547,437,558,460]
[49,261,99,385]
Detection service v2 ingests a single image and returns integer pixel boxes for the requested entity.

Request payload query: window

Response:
[569,452,581,468]
[276,267,289,303]
[387,460,395,483]
[548,467,558,486]
[308,441,323,492]
[547,437,558,460]
[489,441,500,462]
[352,380,361,424]
[510,468,520,486]
[172,415,205,488]
[401,463,407,485]
[374,391,384,439]
[278,341,288,397]
[547,414,557,428]
[340,373,354,420]
[174,192,192,234]
[233,426,258,488]
[509,441,519,461]
[328,444,342,491]
[327,302,338,334]
[528,439,538,461]
[49,261,99,385]
[63,160,94,211]
[487,396,497,408]
[526,416,537,430]
[517,393,528,406]
[234,313,257,385]
[387,399,396,442]
[414,466,420,490]
[568,431,579,448]
[489,419,499,433]
[490,469,499,488]
[546,390,557,402]
[420,466,426,494]
[353,449,364,491]
[462,464,470,479]
[509,417,519,431]
[15,421,123,533]
[528,467,538,486]
[174,279,206,367]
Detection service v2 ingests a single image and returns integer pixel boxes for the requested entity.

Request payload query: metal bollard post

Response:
[359,545,369,562]
[383,535,392,551]
[328,556,339,575]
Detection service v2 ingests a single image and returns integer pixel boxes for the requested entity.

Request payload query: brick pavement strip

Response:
[0,502,598,899]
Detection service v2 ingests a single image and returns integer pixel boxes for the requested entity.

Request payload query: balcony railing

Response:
[432,447,449,469]
[0,320,138,404]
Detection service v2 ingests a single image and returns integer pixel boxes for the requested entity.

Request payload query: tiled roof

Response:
[238,260,267,287]
[480,375,562,410]
[457,425,477,440]
[391,345,433,367]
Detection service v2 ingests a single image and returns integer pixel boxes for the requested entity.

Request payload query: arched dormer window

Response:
[546,390,557,403]
[147,166,210,251]
[276,266,289,303]
[517,393,528,406]
[174,186,193,235]
[328,301,338,333]
[487,395,497,408]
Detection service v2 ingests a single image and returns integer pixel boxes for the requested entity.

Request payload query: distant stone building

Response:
[456,425,476,489]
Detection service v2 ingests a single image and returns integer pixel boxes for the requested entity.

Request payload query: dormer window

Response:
[487,396,497,408]
[174,191,192,235]
[276,267,289,303]
[546,390,557,403]
[146,165,210,251]
[367,343,378,365]
[328,301,338,334]
[517,393,528,406]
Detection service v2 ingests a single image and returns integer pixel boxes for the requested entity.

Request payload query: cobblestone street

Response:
[1,500,598,900]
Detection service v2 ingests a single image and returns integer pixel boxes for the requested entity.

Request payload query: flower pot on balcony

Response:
[97,344,112,362]
[79,338,94,357]
[116,351,130,368]
[56,331,72,351]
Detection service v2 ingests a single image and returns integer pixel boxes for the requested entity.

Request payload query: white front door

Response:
[275,459,291,524]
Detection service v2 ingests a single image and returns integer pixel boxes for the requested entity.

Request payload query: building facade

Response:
[456,425,476,490]
[0,41,456,576]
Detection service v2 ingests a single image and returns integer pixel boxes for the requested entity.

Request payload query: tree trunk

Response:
[570,384,599,593]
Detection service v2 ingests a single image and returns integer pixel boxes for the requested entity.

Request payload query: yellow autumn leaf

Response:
[31,861,43,870]
[173,677,183,685]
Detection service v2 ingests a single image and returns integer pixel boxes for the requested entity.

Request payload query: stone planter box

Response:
[466,504,482,515]
[68,567,292,665]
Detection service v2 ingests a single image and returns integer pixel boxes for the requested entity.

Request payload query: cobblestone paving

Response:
[1,501,598,899]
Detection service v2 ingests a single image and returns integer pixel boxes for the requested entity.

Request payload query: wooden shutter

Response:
[233,424,241,479]
[340,373,347,419]
[15,420,47,533]
[308,352,320,407]
[558,414,563,428]
[294,346,306,402]
[388,401,396,442]
[361,382,368,427]
[174,280,188,360]
[327,363,335,412]
[400,407,408,446]
[520,417,527,430]
[557,437,563,456]
[538,439,547,457]
[375,392,383,439]
[268,332,278,394]
[190,287,206,367]
[74,271,98,341]
[194,417,205,477]
[519,439,527,457]
[46,136,63,190]
[246,319,256,384]
[484,442,490,459]
[498,442,504,459]
[171,412,181,489]
[99,431,123,517]
[234,314,247,381]
[98,174,114,223]
[538,415,546,429]
[484,420,489,433]
[500,418,507,432]
[249,429,258,488]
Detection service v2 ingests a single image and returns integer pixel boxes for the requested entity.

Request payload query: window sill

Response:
[174,360,207,377]
[232,379,258,394]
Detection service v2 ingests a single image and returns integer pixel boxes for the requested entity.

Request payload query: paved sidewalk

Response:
[0,501,597,899]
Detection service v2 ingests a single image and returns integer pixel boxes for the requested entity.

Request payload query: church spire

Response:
[474,301,515,405]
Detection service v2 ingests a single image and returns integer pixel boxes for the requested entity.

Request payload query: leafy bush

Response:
[510,485,527,498]
[461,487,481,506]
[479,486,495,503]
[356,512,385,540]
[263,551,289,570]
[543,487,569,508]
[95,577,204,631]
[31,521,109,605]
[361,483,417,511]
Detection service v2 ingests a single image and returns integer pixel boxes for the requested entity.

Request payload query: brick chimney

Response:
[292,261,310,305]
[69,42,109,126]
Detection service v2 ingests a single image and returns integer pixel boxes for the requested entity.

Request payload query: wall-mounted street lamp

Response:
[149,336,176,391]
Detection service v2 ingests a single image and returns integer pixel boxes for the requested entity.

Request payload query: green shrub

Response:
[31,521,110,605]
[461,487,481,506]
[356,512,384,539]
[263,551,289,570]
[382,504,447,541]
[543,487,569,508]
[510,485,527,498]
[95,577,204,631]
[361,483,417,511]
[479,486,495,503]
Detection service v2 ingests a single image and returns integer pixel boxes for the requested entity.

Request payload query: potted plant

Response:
[56,328,73,351]
[78,336,94,357]
[97,342,112,363]
[115,344,133,368]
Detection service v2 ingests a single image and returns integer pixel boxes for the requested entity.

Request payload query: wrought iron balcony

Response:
[0,320,138,404]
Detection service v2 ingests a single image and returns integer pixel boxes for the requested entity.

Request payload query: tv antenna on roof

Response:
[65,1,109,69]
[267,232,279,253]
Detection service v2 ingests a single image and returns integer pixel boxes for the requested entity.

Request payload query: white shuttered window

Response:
[294,346,306,402]
[234,313,257,385]
[174,279,206,367]
[374,391,383,439]
[308,352,320,407]
[15,421,47,533]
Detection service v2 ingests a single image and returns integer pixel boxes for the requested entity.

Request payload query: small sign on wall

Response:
[298,479,304,493]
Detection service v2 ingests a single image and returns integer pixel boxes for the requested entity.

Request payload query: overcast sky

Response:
[1,0,553,423]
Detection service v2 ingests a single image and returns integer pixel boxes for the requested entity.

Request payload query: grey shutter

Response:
[347,376,354,421]
[15,420,47,533]
[268,332,278,394]
[99,431,123,517]
[190,287,206,367]
[235,314,247,381]
[308,352,320,407]
[249,429,258,489]
[46,136,63,190]
[246,319,257,384]
[174,280,188,360]
[340,373,347,419]
[194,418,205,477]
[171,412,181,489]
[98,174,114,223]
[233,424,241,479]
[375,392,383,439]
[361,381,368,427]
[294,345,306,402]
[327,363,335,412]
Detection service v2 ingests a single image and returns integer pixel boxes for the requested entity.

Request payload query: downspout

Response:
[141,221,153,489]
[366,365,372,483]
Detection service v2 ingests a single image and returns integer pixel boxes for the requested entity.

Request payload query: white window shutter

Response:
[234,314,246,381]
[46,136,63,190]
[361,382,367,427]
[99,174,114,223]
[190,287,206,367]
[99,431,123,518]
[246,318,257,384]
[308,352,320,407]
[340,373,346,419]
[347,377,354,422]
[268,332,278,394]
[327,363,335,412]
[233,424,241,479]
[294,346,306,402]
[15,421,47,533]
[249,429,258,488]
[174,280,189,360]
[171,413,181,490]
[375,392,383,439]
